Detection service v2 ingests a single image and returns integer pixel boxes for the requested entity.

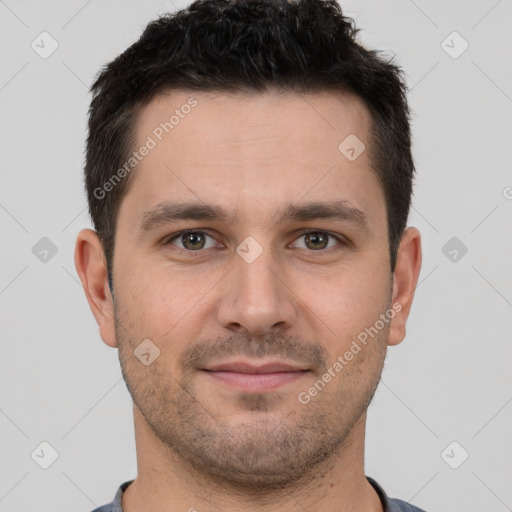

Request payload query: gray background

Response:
[1,1,511,511]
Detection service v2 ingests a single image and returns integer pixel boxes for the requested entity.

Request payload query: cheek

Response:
[294,259,389,315]
[121,264,217,349]
[290,263,391,354]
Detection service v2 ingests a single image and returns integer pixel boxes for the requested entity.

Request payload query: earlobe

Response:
[388,227,422,347]
[74,229,118,348]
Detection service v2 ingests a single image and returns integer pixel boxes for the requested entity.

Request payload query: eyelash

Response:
[163,229,346,254]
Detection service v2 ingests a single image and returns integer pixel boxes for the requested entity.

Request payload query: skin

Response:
[75,89,422,512]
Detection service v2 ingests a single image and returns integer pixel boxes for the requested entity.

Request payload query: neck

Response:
[122,405,383,512]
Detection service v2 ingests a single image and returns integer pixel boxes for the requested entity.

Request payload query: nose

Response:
[216,245,297,337]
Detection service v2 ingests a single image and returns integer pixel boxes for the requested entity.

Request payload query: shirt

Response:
[90,477,427,511]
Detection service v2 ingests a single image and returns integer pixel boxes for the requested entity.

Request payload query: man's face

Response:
[111,90,393,487]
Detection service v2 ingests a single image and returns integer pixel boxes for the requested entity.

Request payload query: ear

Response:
[74,228,117,348]
[388,227,422,346]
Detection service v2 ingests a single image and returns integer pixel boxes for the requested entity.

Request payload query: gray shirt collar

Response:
[93,477,426,512]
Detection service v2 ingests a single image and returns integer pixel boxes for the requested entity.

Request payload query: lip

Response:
[202,360,309,392]
[205,361,308,373]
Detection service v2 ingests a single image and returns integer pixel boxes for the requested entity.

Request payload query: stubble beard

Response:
[115,308,388,491]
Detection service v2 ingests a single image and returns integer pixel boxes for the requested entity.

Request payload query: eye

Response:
[164,229,345,253]
[165,230,220,251]
[290,230,343,251]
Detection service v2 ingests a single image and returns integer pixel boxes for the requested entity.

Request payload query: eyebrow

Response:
[138,199,370,234]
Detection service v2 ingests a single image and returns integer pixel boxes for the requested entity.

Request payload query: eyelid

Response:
[164,228,347,253]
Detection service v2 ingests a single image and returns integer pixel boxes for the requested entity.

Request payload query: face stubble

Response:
[114,297,390,492]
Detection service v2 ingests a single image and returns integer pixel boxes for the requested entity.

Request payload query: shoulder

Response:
[89,505,114,512]
[388,498,428,512]
[367,477,428,512]
[89,480,134,512]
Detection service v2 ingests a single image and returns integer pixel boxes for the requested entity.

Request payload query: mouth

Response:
[201,360,310,392]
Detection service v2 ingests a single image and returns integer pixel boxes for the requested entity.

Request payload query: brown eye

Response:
[291,231,342,251]
[304,232,329,250]
[167,231,217,251]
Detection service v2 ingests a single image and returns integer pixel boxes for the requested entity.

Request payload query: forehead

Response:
[118,88,384,230]
[136,88,372,158]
